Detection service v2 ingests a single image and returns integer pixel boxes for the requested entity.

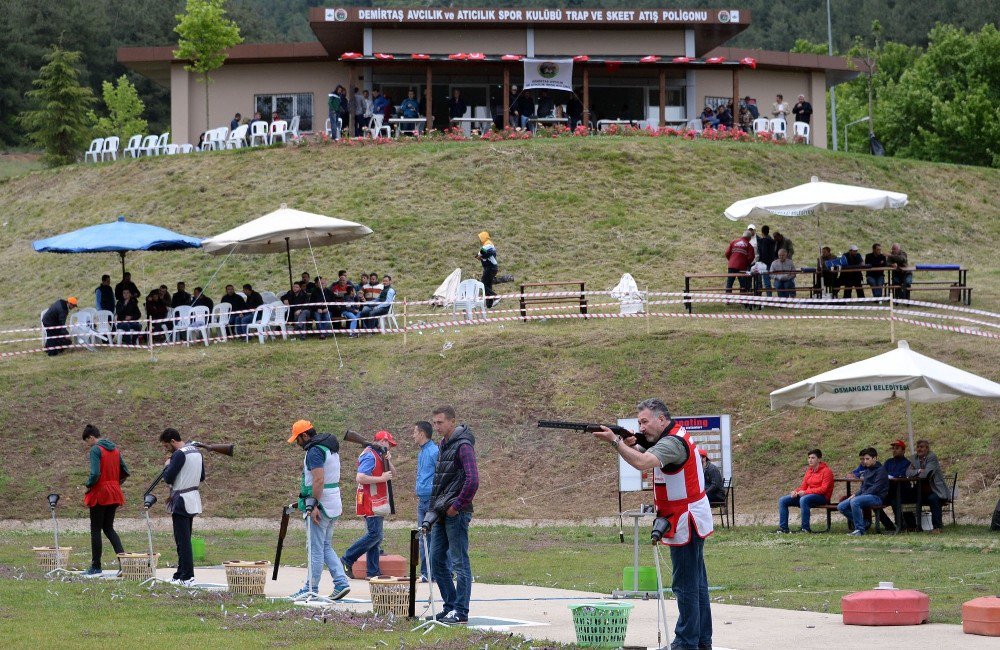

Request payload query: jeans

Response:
[237,312,255,336]
[431,510,472,617]
[116,321,141,345]
[171,513,195,580]
[892,271,912,299]
[482,266,497,308]
[774,278,795,298]
[342,516,383,578]
[342,310,359,331]
[417,497,453,579]
[293,309,311,334]
[924,492,944,529]
[761,271,773,297]
[359,304,390,329]
[777,493,828,531]
[838,494,882,533]
[867,276,885,298]
[89,504,124,568]
[669,535,712,650]
[303,512,350,592]
[314,309,332,334]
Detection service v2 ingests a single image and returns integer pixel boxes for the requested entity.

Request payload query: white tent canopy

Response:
[432,268,462,307]
[201,205,373,255]
[770,340,1000,449]
[725,176,908,221]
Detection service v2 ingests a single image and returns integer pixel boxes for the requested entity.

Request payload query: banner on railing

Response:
[523,58,574,92]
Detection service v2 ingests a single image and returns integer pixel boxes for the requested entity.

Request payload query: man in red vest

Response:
[595,398,713,650]
[81,424,129,576]
[341,430,395,579]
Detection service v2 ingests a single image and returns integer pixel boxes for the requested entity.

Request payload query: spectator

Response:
[566,93,584,131]
[724,230,754,298]
[771,94,788,121]
[773,230,794,259]
[310,276,335,340]
[354,271,369,294]
[744,95,759,120]
[700,449,726,504]
[230,113,241,131]
[300,272,316,294]
[115,288,142,345]
[447,88,467,120]
[746,223,760,263]
[715,103,733,129]
[158,285,171,305]
[362,89,373,126]
[776,448,834,534]
[171,282,192,309]
[94,275,115,312]
[792,94,812,125]
[757,226,777,297]
[907,440,949,533]
[237,283,264,336]
[191,287,214,311]
[42,296,77,356]
[380,92,394,121]
[362,273,383,303]
[282,282,312,340]
[372,90,389,120]
[328,89,343,139]
[865,243,888,299]
[353,87,365,137]
[841,245,866,299]
[770,248,797,299]
[820,246,841,298]
[507,84,527,129]
[700,105,718,128]
[412,421,440,582]
[338,283,361,336]
[837,447,888,536]
[145,289,170,340]
[359,275,395,330]
[400,89,420,134]
[887,243,911,299]
[220,285,246,334]
[535,90,554,119]
[878,439,915,531]
[516,90,535,130]
[114,272,140,302]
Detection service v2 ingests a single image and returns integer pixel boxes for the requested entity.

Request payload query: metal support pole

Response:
[502,65,510,129]
[582,67,590,129]
[828,0,838,150]
[658,69,666,128]
[348,64,356,138]
[425,64,433,133]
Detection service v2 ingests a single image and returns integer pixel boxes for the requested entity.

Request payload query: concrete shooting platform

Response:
[140,565,993,649]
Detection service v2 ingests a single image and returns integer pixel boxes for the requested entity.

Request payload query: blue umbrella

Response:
[33,216,202,275]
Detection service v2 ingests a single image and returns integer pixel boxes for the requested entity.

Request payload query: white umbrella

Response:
[201,204,373,289]
[770,340,1000,450]
[432,268,462,307]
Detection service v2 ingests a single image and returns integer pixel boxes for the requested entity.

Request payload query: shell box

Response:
[842,589,930,626]
[963,596,1000,637]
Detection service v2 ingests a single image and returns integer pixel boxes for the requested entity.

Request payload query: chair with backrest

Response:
[84,138,104,163]
[178,144,194,154]
[368,114,391,139]
[140,135,159,156]
[249,121,269,146]
[226,124,249,149]
[154,132,170,155]
[123,134,144,158]
[266,304,290,340]
[100,136,120,162]
[710,478,732,529]
[93,310,115,343]
[941,472,958,526]
[208,303,232,342]
[453,279,487,321]
[260,290,279,304]
[685,119,703,133]
[769,118,787,139]
[378,303,400,334]
[245,305,272,344]
[288,115,300,139]
[168,306,192,343]
[752,117,771,133]
[163,144,179,155]
[269,120,289,145]
[68,311,103,350]
[793,121,810,144]
[186,306,210,346]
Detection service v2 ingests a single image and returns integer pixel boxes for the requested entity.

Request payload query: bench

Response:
[519,281,587,322]
[807,503,893,533]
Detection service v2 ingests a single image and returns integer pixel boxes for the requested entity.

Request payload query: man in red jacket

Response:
[724,230,754,298]
[775,448,833,533]
[81,424,129,575]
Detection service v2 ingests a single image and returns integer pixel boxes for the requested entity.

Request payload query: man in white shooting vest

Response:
[160,428,204,586]
[288,420,351,600]
[594,398,714,650]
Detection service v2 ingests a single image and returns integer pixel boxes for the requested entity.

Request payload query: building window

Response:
[254,93,313,131]
[703,95,731,110]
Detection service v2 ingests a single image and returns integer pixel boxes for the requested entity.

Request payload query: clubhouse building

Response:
[118,6,856,147]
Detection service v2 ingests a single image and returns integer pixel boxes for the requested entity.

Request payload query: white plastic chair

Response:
[123,134,143,158]
[368,114,392,139]
[249,121,269,146]
[140,135,159,156]
[288,115,300,138]
[208,303,232,342]
[84,138,104,162]
[260,291,279,304]
[793,121,810,144]
[178,143,194,154]
[93,310,115,341]
[186,306,210,345]
[685,119,703,133]
[752,117,771,133]
[168,306,192,343]
[378,303,400,334]
[245,305,272,344]
[68,312,103,350]
[769,118,787,139]
[269,120,288,144]
[453,279,486,321]
[154,132,170,155]
[100,136,120,161]
[163,144,179,155]
[266,304,289,340]
[226,124,248,149]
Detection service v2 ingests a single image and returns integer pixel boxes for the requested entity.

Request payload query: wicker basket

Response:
[223,561,270,595]
[369,576,410,617]
[117,552,159,581]
[32,546,71,571]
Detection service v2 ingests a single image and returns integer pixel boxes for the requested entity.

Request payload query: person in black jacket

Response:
[114,272,140,302]
[515,90,535,129]
[841,245,866,299]
[171,282,192,308]
[115,289,142,345]
[236,284,264,336]
[700,449,726,504]
[864,243,888,299]
[42,296,78,355]
[757,226,777,297]
[837,447,888,535]
[447,88,467,120]
[282,282,312,340]
[95,275,115,312]
[190,287,214,311]
[310,277,336,339]
[220,285,246,335]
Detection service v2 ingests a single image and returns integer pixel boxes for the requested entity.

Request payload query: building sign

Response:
[326,7,747,25]
[523,58,573,92]
[618,414,732,492]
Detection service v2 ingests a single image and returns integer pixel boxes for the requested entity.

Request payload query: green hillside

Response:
[0,137,997,522]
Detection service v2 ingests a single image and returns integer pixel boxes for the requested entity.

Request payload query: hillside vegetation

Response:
[0,137,997,521]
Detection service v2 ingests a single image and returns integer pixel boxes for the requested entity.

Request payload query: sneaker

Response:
[849,529,864,536]
[82,566,103,576]
[774,528,790,534]
[426,609,453,622]
[289,587,312,600]
[799,528,814,534]
[490,295,503,309]
[181,578,197,587]
[341,559,354,579]
[418,575,429,583]
[329,585,351,601]
[440,611,468,624]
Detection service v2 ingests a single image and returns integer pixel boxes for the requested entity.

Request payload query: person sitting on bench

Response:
[837,447,888,536]
[776,448,833,534]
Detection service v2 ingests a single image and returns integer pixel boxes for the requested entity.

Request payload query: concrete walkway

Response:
[149,565,992,650]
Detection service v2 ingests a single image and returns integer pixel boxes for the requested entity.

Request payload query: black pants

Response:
[172,513,195,581]
[841,273,865,299]
[45,326,68,356]
[482,266,497,308]
[89,504,124,568]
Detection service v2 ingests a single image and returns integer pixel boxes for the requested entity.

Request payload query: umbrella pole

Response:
[816,210,825,297]
[285,238,293,292]
[905,390,915,453]
[119,251,126,278]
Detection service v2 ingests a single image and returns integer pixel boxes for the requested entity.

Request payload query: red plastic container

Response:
[842,588,930,626]
[963,596,1000,637]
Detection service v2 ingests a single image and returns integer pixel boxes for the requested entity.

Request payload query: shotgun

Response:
[143,440,236,497]
[272,503,297,580]
[537,420,636,439]
[343,429,396,515]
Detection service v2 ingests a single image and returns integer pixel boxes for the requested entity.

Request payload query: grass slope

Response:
[0,138,997,521]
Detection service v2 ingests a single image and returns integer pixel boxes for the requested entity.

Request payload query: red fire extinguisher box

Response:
[842,588,930,626]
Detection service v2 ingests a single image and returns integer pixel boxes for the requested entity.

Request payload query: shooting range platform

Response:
[142,565,991,649]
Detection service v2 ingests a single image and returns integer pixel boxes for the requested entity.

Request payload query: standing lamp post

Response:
[828,0,839,150]
[844,116,870,152]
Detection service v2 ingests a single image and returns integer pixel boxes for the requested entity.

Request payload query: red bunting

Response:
[640,55,661,64]
[739,57,757,69]
[501,54,523,61]
[411,53,430,60]
[448,53,468,60]
[672,56,691,64]
[374,53,394,60]
[339,52,362,60]
[706,57,726,64]
[605,60,621,72]
[468,52,486,60]
[573,55,590,62]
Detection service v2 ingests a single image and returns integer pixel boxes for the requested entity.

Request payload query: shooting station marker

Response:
[224,561,270,595]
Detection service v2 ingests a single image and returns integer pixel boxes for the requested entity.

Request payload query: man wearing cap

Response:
[700,449,726,505]
[42,296,78,356]
[287,420,351,600]
[840,245,866,299]
[341,430,395,579]
[878,440,915,532]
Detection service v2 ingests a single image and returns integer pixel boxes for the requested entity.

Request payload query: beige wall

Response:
[372,28,526,55]
[172,62,350,145]
[534,29,685,56]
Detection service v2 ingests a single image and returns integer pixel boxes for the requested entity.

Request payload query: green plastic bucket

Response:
[568,602,634,648]
[622,565,657,592]
[191,537,206,563]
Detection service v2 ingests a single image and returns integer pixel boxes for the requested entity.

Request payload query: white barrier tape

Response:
[895,309,1000,330]
[892,315,1000,340]
[895,298,999,319]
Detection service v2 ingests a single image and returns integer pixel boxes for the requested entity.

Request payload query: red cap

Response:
[889,439,906,450]
[374,430,397,447]
[698,448,709,458]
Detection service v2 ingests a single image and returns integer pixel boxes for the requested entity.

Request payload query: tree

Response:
[90,75,148,142]
[174,0,242,133]
[17,46,96,166]
[790,39,828,55]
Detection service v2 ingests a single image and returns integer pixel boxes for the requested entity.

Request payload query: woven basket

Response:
[32,546,71,571]
[223,561,270,595]
[117,553,159,581]
[369,576,410,617]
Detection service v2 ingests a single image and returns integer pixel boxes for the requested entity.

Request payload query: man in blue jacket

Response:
[412,421,439,582]
[837,447,888,536]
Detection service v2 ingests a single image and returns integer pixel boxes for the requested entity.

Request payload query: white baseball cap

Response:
[849,245,859,251]
[747,224,756,230]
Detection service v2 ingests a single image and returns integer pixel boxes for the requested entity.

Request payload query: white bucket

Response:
[920,511,933,531]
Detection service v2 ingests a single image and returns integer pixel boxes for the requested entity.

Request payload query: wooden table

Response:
[519,280,587,322]
[388,117,424,137]
[836,476,925,533]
